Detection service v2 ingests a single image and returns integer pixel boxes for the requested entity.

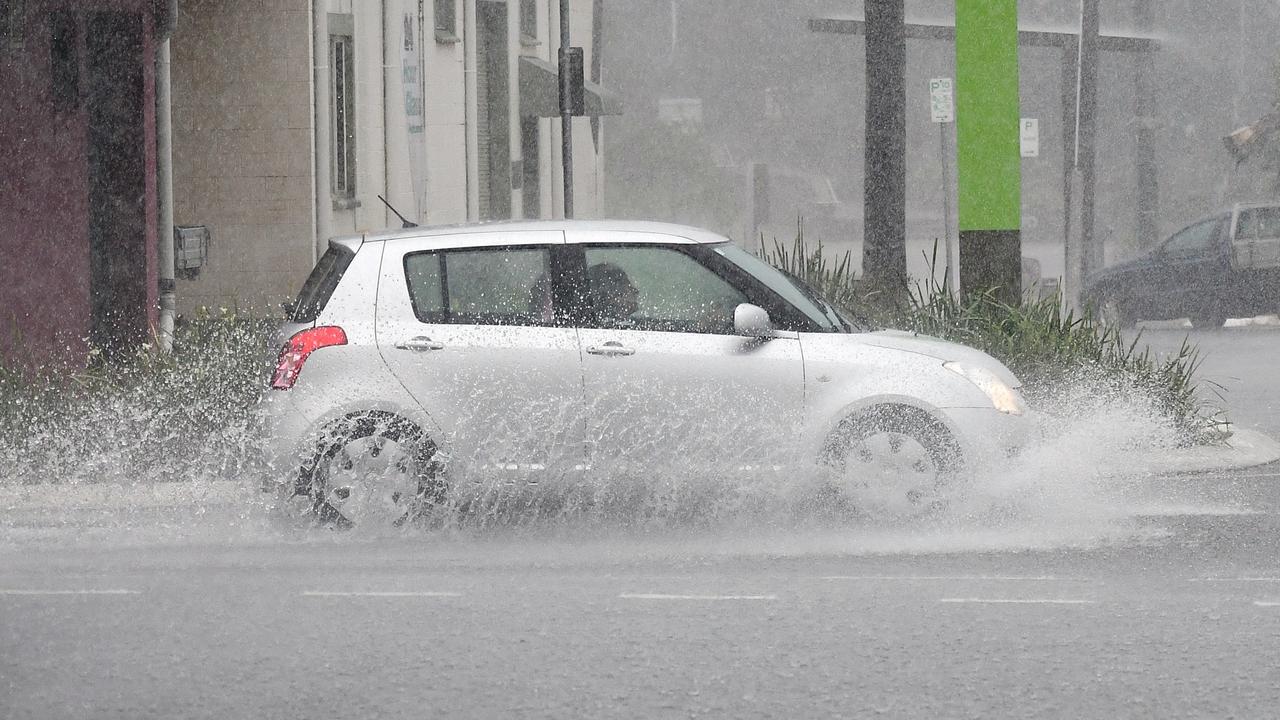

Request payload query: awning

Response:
[519,56,623,118]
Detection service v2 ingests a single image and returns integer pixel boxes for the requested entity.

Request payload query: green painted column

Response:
[955,0,1021,302]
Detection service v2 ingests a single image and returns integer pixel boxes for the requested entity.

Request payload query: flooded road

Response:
[3,327,1279,718]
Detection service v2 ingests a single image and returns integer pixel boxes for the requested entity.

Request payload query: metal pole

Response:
[1133,0,1158,250]
[559,0,574,218]
[940,122,955,294]
[1077,0,1100,282]
[863,0,907,299]
[1061,44,1079,308]
[156,38,176,353]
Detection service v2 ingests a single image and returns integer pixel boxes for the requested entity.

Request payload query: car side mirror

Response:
[734,303,775,338]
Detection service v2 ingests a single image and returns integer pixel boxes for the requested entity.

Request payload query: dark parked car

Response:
[1084,203,1280,327]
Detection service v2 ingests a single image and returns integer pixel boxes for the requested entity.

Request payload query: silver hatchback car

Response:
[262,221,1029,527]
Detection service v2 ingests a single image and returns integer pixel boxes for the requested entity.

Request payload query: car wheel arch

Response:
[816,396,956,453]
[300,410,442,483]
[820,401,964,471]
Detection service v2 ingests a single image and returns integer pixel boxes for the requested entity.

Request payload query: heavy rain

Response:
[3,1,1280,717]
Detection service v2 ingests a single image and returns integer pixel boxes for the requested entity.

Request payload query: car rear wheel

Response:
[277,414,446,530]
[821,406,962,520]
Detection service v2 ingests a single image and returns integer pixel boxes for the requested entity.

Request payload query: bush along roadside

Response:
[0,309,276,486]
[759,223,1229,446]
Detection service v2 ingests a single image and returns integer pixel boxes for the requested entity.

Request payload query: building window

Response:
[329,18,356,202]
[519,0,537,41]
[50,11,78,113]
[434,0,457,43]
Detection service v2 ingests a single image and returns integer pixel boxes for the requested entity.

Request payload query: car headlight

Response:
[944,362,1025,415]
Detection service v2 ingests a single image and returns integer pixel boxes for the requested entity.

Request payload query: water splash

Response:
[0,347,1242,556]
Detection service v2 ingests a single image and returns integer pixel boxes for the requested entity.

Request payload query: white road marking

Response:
[0,589,140,596]
[1182,573,1280,579]
[1254,601,1280,607]
[819,575,1058,582]
[301,591,462,598]
[938,598,1096,605]
[619,593,777,601]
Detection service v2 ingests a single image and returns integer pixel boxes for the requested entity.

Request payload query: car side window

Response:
[404,246,554,326]
[582,245,747,334]
[1163,219,1220,258]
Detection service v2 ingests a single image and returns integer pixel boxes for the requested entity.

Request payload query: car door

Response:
[375,231,586,483]
[567,234,806,475]
[1154,215,1229,317]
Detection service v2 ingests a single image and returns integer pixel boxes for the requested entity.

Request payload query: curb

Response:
[1133,427,1280,476]
[1137,315,1280,331]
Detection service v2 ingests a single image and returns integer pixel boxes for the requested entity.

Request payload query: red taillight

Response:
[271,326,348,390]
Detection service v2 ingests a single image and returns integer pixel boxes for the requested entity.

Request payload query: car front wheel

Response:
[821,405,962,520]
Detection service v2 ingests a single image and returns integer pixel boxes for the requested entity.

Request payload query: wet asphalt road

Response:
[2,327,1280,719]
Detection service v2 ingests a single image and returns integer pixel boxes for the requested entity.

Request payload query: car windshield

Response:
[713,243,862,332]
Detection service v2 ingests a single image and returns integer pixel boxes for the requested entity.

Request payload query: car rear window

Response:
[289,245,354,323]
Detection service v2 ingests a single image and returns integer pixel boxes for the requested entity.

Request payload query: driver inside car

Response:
[587,262,641,327]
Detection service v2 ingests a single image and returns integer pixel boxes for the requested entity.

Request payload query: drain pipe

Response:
[382,0,392,227]
[155,21,177,352]
[463,0,479,220]
[312,0,332,261]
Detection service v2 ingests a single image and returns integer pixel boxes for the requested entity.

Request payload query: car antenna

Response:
[377,194,419,228]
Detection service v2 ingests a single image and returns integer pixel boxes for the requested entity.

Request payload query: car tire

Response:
[820,405,962,521]
[277,412,446,530]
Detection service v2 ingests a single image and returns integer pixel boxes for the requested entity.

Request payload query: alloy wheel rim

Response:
[316,435,421,528]
[836,431,941,517]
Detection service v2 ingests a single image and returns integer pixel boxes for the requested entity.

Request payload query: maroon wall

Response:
[0,0,157,367]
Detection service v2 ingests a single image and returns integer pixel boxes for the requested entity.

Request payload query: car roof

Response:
[352,219,733,247]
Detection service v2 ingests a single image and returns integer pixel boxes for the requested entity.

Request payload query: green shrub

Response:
[759,222,1228,445]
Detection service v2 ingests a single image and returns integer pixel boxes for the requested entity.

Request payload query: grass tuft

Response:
[759,222,1228,445]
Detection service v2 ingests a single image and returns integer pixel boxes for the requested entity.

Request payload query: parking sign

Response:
[929,78,954,123]
[1020,118,1039,157]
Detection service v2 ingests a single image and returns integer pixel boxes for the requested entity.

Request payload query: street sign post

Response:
[930,78,956,293]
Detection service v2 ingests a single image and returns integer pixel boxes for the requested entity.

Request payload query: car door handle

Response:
[586,341,635,357]
[396,336,445,352]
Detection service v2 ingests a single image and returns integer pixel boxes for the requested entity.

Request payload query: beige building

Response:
[170,0,617,312]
